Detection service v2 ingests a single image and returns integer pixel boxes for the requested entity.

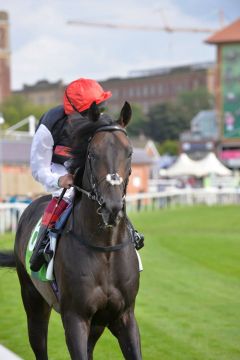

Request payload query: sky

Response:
[2,0,239,90]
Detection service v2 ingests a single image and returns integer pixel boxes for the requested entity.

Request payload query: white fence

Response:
[0,203,27,234]
[1,188,240,233]
[126,187,240,211]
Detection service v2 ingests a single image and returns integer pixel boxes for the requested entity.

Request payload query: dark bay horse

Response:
[0,102,142,360]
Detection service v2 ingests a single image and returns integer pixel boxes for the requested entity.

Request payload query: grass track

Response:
[0,205,240,359]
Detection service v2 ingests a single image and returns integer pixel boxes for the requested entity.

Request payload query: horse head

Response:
[72,101,133,227]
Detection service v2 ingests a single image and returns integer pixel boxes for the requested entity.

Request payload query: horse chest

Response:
[92,270,138,314]
[63,267,136,317]
[57,243,138,317]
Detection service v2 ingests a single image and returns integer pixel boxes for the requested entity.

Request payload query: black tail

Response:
[0,251,16,268]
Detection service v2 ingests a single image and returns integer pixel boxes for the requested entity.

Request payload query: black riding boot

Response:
[30,225,51,272]
[127,217,144,250]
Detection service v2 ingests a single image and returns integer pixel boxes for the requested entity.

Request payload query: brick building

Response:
[0,137,43,198]
[14,79,64,106]
[100,62,215,113]
[14,62,215,113]
[0,136,153,198]
[0,11,10,103]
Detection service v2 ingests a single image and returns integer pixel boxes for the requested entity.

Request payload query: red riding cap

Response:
[63,78,112,114]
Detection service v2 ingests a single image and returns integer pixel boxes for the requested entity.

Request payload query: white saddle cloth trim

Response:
[46,232,57,280]
[136,250,143,272]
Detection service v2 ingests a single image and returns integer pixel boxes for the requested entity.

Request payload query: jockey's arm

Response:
[30,124,68,192]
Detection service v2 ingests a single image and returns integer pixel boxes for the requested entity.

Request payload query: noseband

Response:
[74,125,131,209]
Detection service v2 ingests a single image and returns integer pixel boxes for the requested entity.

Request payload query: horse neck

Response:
[76,195,102,229]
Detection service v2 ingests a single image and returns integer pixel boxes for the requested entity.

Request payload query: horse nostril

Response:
[100,200,123,226]
[113,200,123,212]
[102,201,123,216]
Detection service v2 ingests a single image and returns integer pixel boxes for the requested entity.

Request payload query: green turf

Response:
[0,205,240,359]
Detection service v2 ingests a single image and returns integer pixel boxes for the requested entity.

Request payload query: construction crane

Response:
[67,19,217,34]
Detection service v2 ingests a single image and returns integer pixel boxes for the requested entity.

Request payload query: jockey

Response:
[29,78,144,272]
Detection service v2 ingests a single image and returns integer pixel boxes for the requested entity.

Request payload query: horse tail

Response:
[0,251,16,268]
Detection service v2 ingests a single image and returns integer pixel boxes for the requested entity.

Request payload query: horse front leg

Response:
[61,311,90,360]
[109,308,142,360]
[87,325,105,360]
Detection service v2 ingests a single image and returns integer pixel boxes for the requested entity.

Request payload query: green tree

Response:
[126,103,147,137]
[143,88,214,143]
[177,87,214,124]
[146,102,189,142]
[0,95,51,129]
[158,140,179,155]
[112,103,147,136]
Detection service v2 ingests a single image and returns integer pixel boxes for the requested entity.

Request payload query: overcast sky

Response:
[2,0,239,90]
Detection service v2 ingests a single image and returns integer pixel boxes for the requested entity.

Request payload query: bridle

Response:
[73,125,132,212]
[69,124,133,252]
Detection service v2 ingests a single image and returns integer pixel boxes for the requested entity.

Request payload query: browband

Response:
[95,125,127,135]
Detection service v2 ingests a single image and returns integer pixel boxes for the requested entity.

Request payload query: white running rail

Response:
[0,203,27,234]
[0,345,23,359]
[0,188,240,233]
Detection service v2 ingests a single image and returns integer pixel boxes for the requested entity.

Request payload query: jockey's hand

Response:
[58,174,74,189]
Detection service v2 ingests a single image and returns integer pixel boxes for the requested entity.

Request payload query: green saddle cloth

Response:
[25,218,49,282]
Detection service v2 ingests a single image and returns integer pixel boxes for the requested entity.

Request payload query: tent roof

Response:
[165,153,200,177]
[165,152,232,177]
[196,152,232,176]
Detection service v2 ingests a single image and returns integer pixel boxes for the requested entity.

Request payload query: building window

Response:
[111,88,119,100]
[136,87,141,97]
[132,176,142,188]
[128,87,135,97]
[158,84,164,95]
[143,85,149,97]
[150,85,155,96]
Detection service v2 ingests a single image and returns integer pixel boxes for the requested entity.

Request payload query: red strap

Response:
[42,197,69,227]
[54,145,71,157]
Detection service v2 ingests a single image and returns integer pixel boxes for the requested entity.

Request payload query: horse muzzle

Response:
[100,200,124,227]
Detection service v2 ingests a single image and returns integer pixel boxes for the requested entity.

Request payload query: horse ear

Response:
[118,101,132,127]
[88,101,100,122]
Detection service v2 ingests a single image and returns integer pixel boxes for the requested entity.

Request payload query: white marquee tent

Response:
[196,152,232,177]
[165,152,232,177]
[165,153,200,177]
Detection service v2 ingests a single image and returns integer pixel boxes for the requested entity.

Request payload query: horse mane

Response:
[68,113,116,174]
